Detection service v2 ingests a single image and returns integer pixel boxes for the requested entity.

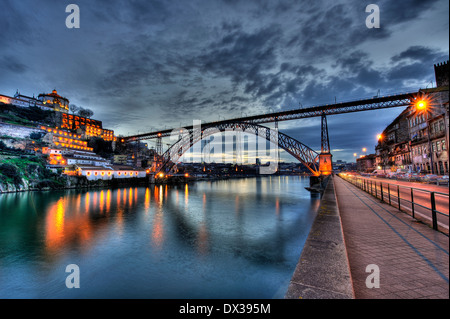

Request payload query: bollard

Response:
[388,183,391,205]
[380,183,384,202]
[431,192,438,230]
[375,181,377,198]
[411,188,415,219]
[397,185,401,210]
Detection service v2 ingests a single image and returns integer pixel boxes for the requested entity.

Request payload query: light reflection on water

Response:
[0,176,320,298]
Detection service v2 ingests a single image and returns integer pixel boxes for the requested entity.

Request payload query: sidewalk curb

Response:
[285,175,355,299]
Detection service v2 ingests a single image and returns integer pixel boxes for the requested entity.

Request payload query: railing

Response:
[338,174,449,235]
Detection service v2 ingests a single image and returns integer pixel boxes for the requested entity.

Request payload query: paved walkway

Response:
[334,176,449,299]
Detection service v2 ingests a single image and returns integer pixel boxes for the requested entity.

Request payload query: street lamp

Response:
[377,134,386,173]
[414,97,434,174]
[417,100,427,110]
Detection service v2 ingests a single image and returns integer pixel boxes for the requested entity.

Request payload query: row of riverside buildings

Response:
[357,61,449,176]
[1,89,148,181]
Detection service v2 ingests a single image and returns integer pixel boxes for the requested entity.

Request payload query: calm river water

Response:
[0,176,320,298]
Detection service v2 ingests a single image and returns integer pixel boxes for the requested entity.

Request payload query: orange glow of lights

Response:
[158,173,164,178]
[44,198,65,251]
[377,134,383,141]
[416,100,427,111]
[144,188,150,211]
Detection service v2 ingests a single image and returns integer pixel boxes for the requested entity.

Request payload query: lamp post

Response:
[415,97,434,174]
[426,117,434,174]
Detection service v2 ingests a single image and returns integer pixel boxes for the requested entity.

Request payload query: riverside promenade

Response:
[334,175,449,299]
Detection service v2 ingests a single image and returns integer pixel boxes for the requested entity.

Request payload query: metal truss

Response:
[321,113,330,154]
[157,122,320,175]
[124,91,417,142]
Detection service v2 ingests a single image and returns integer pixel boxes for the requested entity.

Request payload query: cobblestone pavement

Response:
[334,176,449,299]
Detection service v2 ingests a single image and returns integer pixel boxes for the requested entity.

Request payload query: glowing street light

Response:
[377,134,383,141]
[362,148,367,153]
[416,99,427,111]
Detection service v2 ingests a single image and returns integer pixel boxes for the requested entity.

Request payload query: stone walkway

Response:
[334,176,449,299]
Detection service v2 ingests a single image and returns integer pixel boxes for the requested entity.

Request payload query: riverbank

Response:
[0,164,314,194]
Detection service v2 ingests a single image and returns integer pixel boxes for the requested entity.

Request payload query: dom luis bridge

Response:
[120,91,428,177]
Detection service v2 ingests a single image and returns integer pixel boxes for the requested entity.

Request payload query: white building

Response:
[0,89,69,113]
[66,164,147,181]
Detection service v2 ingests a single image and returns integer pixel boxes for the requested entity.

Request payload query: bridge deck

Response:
[334,176,449,298]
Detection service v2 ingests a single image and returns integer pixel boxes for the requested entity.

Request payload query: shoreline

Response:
[0,173,313,195]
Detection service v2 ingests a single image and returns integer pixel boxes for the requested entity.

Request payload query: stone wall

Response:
[0,122,44,139]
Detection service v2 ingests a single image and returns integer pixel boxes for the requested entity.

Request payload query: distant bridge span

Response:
[157,121,320,176]
[123,91,418,142]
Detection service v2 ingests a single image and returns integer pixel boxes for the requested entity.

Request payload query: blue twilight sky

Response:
[0,0,448,162]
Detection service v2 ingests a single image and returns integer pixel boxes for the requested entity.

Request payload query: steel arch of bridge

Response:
[157,121,320,176]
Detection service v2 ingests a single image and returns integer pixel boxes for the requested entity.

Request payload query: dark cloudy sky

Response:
[1,0,448,162]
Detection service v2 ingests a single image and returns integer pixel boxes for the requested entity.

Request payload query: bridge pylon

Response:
[319,113,332,176]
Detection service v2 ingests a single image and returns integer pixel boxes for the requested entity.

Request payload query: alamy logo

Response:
[365,4,380,28]
[65,4,80,29]
[65,264,80,288]
[365,264,380,288]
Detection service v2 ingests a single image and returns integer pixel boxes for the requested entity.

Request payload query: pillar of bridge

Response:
[319,152,333,176]
[319,113,333,176]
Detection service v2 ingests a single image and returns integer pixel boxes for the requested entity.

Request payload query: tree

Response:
[29,132,42,140]
[77,107,94,118]
[69,104,79,114]
[0,163,22,184]
[0,140,7,150]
